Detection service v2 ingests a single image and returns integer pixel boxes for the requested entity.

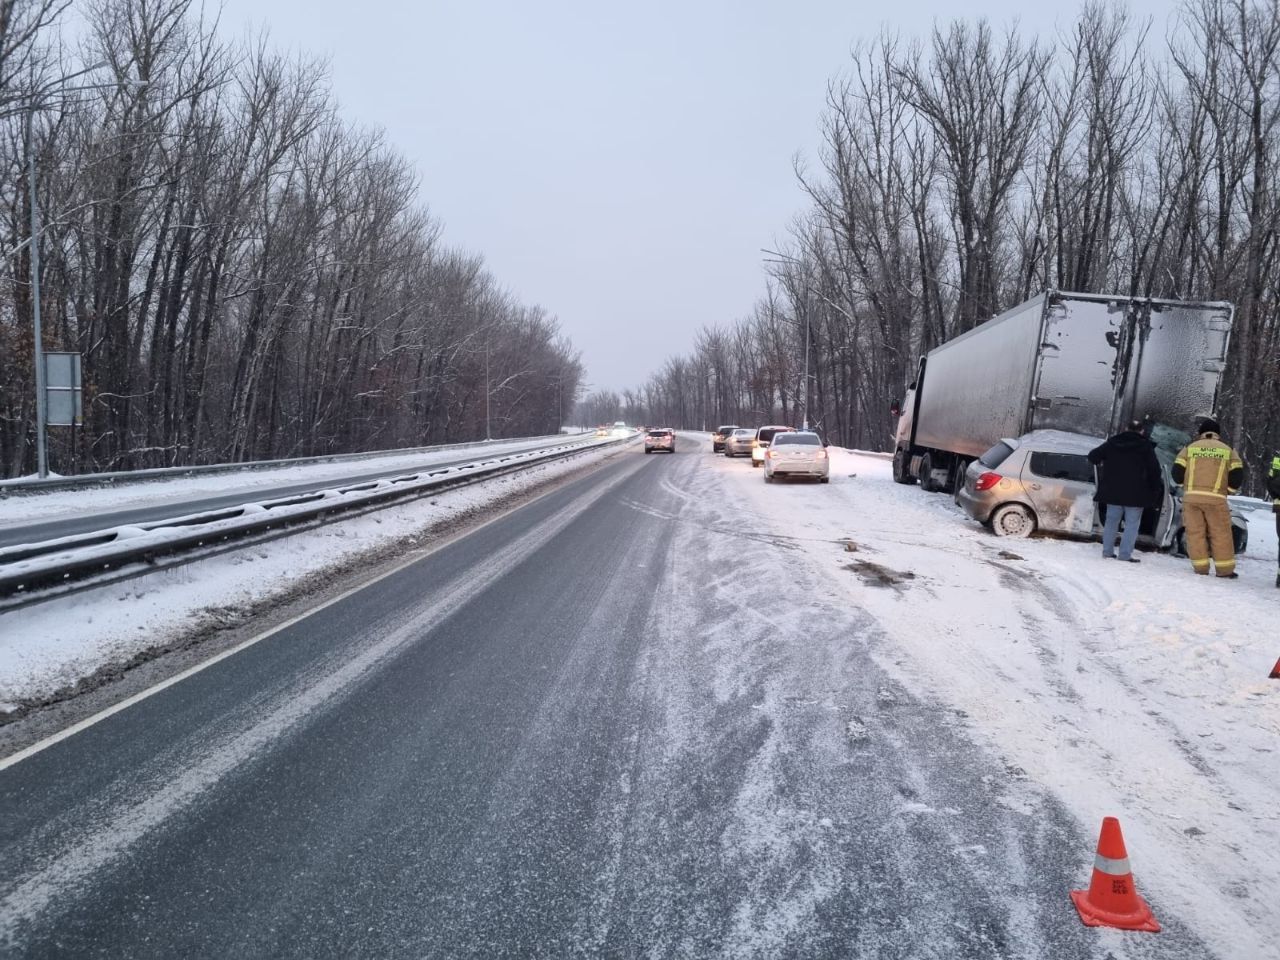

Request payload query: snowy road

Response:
[0,442,1265,957]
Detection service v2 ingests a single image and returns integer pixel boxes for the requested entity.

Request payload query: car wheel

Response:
[644,449,650,454]
[990,503,1036,538]
[820,476,829,484]
[892,448,917,485]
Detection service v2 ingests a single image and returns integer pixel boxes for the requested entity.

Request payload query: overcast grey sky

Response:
[218,0,1170,393]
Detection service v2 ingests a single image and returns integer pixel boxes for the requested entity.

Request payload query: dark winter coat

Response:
[1088,431,1164,508]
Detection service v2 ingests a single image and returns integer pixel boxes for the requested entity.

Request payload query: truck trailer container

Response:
[891,291,1233,494]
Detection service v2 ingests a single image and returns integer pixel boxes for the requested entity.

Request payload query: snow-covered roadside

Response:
[0,442,629,712]
[0,435,579,528]
[717,446,1279,958]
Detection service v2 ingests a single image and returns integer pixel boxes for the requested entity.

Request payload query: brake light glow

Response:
[975,471,1002,492]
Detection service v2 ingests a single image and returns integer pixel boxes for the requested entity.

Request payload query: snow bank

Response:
[722,448,1279,958]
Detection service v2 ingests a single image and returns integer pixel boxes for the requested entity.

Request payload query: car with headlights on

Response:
[644,428,675,454]
[763,431,830,483]
[750,425,793,468]
[711,425,740,453]
[723,428,755,458]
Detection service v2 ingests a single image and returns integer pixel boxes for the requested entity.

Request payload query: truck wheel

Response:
[990,503,1036,538]
[952,461,968,504]
[919,454,938,492]
[892,449,916,485]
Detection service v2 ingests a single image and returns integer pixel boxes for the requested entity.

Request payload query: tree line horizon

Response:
[578,0,1280,488]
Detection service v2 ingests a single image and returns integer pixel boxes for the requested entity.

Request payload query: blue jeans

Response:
[1102,504,1144,560]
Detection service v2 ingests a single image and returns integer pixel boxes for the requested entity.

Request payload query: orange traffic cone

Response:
[1270,657,1280,679]
[1070,816,1161,932]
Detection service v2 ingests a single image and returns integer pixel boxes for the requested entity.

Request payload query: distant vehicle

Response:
[644,428,675,454]
[723,428,755,458]
[956,428,1248,552]
[711,425,740,453]
[751,425,793,468]
[594,426,609,437]
[763,431,829,484]
[892,291,1233,498]
[611,421,630,438]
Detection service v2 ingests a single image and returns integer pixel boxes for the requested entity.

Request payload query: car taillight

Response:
[975,471,1002,491]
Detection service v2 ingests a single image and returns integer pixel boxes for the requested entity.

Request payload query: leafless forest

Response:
[582,0,1280,481]
[0,0,583,477]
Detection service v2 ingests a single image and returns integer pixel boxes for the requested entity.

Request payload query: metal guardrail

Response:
[0,434,633,608]
[0,432,582,496]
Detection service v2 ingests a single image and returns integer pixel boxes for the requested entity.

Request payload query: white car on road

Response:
[763,431,830,483]
[750,425,794,468]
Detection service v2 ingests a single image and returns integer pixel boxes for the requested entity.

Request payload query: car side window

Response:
[1028,452,1094,484]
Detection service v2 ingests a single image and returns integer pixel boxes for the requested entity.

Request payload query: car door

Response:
[1021,450,1097,535]
[1152,460,1178,549]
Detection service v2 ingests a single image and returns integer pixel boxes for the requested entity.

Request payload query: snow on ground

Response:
[0,442,629,711]
[708,441,1278,959]
[0,435,578,528]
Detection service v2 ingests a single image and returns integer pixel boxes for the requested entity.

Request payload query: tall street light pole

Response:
[26,102,48,478]
[19,64,132,478]
[484,338,492,441]
[762,249,813,431]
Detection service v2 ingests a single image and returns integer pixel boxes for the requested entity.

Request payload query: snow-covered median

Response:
[0,435,579,528]
[716,445,1278,958]
[0,442,626,712]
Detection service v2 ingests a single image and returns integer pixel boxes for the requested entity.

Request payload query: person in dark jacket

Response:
[1088,420,1164,562]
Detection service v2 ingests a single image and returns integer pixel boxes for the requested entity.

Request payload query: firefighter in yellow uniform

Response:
[1172,419,1244,578]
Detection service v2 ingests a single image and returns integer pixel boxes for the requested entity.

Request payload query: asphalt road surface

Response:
[0,446,1209,958]
[0,437,585,550]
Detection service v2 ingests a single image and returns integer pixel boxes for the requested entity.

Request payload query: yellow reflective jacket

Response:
[1174,433,1243,499]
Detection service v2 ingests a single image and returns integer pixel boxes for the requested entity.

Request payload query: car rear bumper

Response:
[957,486,996,523]
[768,461,830,477]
